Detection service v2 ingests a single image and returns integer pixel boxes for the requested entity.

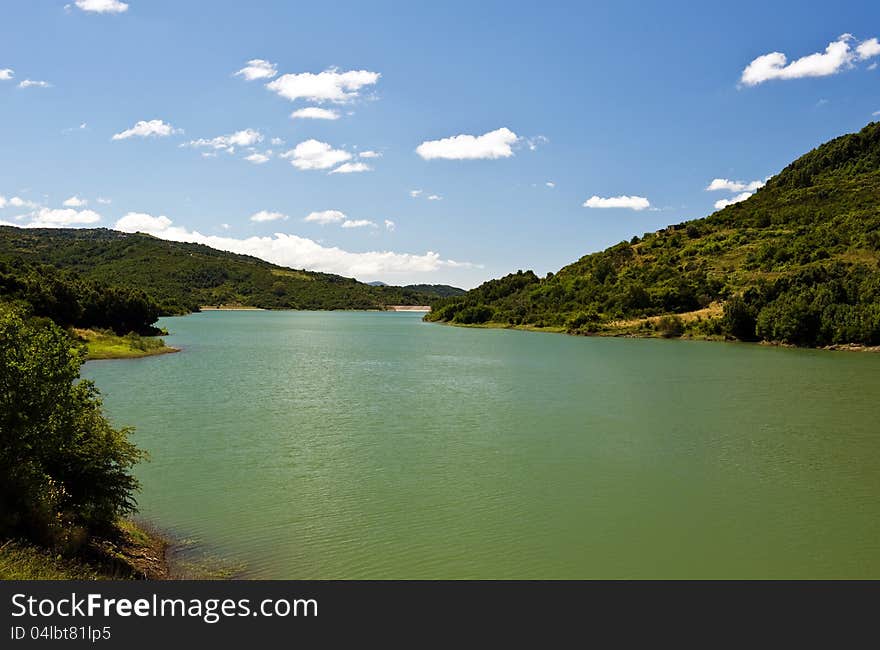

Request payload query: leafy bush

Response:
[0,306,144,548]
[656,315,684,338]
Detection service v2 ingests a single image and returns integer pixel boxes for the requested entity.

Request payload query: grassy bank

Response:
[0,520,169,580]
[73,328,178,360]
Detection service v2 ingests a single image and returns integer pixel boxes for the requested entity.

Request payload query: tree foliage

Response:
[0,306,144,547]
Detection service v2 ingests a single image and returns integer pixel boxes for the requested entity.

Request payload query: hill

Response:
[426,122,880,348]
[0,227,442,315]
[402,283,466,298]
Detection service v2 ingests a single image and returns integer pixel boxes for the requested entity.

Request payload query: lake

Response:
[83,311,880,578]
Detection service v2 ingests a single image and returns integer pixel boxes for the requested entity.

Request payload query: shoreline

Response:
[426,319,880,352]
[74,328,180,361]
[0,519,170,580]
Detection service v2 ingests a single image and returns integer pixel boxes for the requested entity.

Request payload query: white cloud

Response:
[18,79,51,89]
[329,162,371,174]
[245,152,271,164]
[266,68,380,103]
[857,38,880,60]
[714,192,753,210]
[62,195,88,207]
[427,194,442,201]
[290,107,340,120]
[869,63,879,71]
[304,210,346,225]
[409,189,423,198]
[341,219,376,229]
[220,223,230,230]
[706,178,765,192]
[26,207,102,227]
[416,127,519,160]
[250,210,288,223]
[74,0,128,13]
[583,195,651,210]
[184,128,263,151]
[234,59,277,81]
[545,181,555,188]
[281,139,351,170]
[741,34,880,86]
[359,150,381,158]
[270,137,285,146]
[384,219,395,231]
[112,212,474,277]
[0,69,13,81]
[115,212,171,232]
[873,110,880,116]
[112,119,180,140]
[96,197,112,204]
[7,197,39,209]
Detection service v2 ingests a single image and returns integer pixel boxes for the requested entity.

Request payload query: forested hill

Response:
[0,227,444,314]
[427,121,880,348]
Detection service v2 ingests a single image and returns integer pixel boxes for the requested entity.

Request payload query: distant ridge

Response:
[0,227,444,314]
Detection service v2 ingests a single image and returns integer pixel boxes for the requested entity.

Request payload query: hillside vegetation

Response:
[427,121,880,348]
[0,227,451,315]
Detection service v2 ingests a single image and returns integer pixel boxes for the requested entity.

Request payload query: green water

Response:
[83,311,880,578]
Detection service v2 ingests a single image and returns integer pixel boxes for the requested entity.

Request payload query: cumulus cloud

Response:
[359,150,381,158]
[74,0,128,12]
[714,192,754,210]
[250,210,287,223]
[184,128,263,152]
[62,195,88,207]
[244,152,271,164]
[0,69,13,81]
[409,189,423,198]
[341,219,376,229]
[583,195,651,210]
[329,162,371,174]
[384,219,395,231]
[234,59,277,81]
[112,212,475,277]
[706,178,765,192]
[416,127,519,160]
[427,194,442,201]
[266,68,380,103]
[25,208,102,227]
[18,79,51,89]
[112,119,180,140]
[281,139,351,170]
[5,196,39,209]
[96,197,112,204]
[303,210,346,225]
[545,181,555,188]
[290,107,340,120]
[741,34,879,86]
[857,38,880,60]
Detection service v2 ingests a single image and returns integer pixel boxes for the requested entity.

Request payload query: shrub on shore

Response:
[0,305,144,550]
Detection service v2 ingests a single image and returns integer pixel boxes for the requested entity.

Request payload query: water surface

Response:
[83,311,880,578]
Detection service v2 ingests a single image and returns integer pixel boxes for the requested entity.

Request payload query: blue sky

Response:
[1,0,878,288]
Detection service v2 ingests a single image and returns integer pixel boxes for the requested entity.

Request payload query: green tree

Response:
[0,306,144,548]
